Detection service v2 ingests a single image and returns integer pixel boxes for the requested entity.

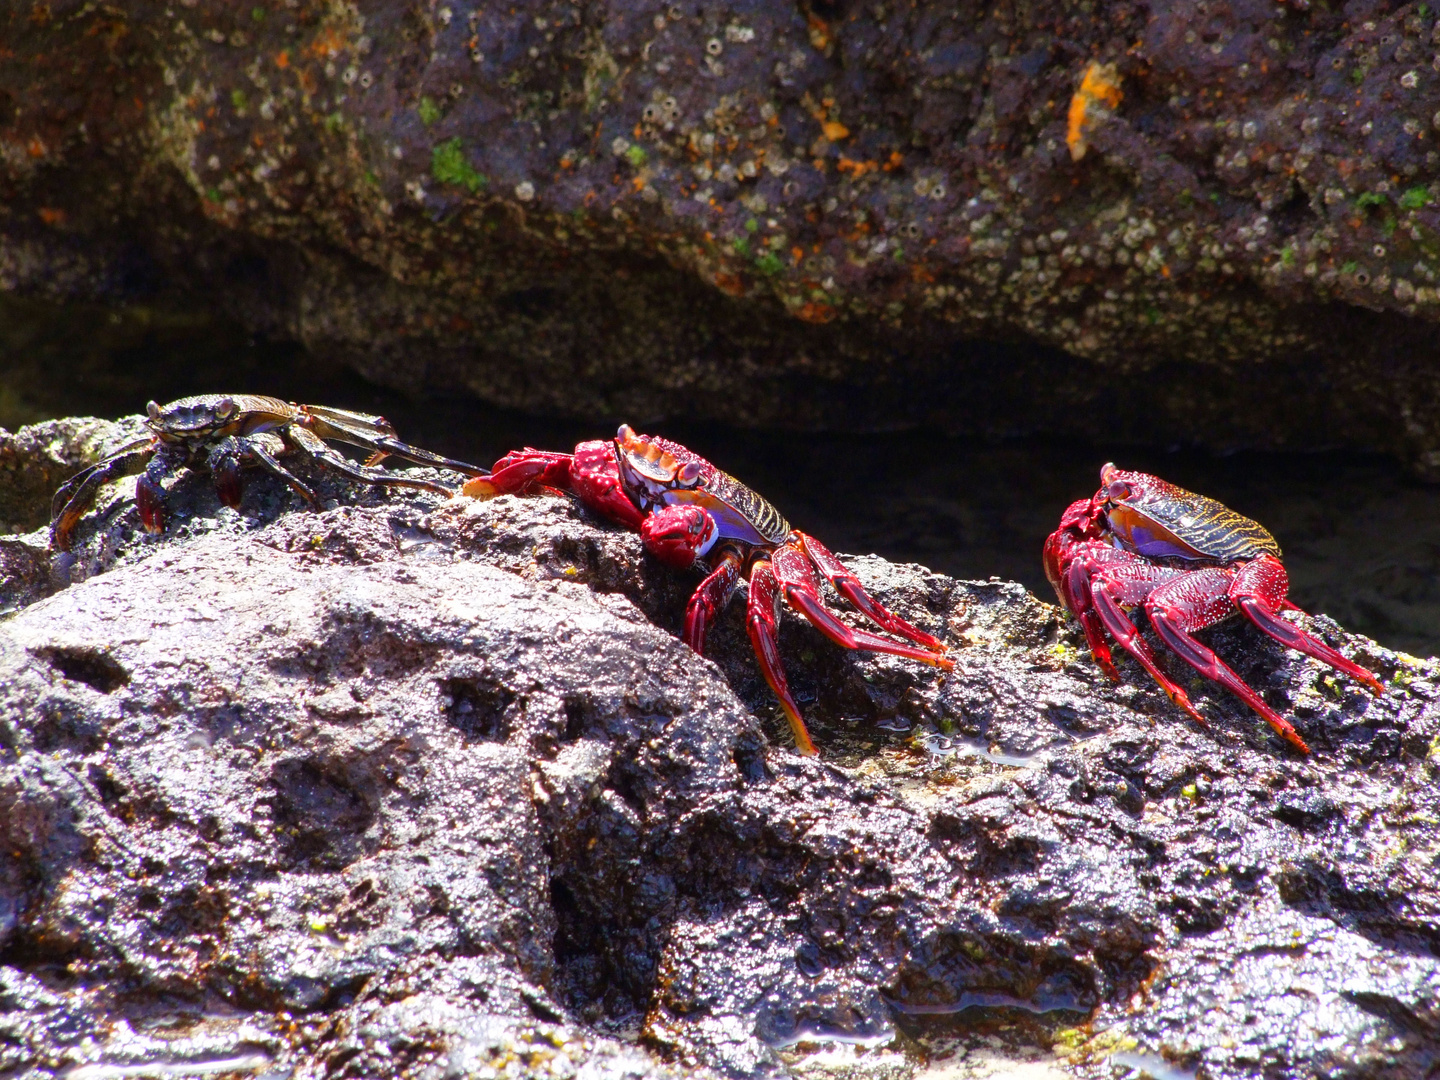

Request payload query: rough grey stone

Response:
[1,426,1437,1079]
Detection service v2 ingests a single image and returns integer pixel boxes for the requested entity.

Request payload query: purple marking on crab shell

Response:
[1116,521,1202,561]
[660,489,768,546]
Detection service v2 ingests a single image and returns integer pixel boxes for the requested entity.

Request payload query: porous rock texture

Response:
[1,416,1438,1080]
[7,3,1440,472]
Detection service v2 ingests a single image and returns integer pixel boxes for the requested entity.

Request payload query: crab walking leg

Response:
[1061,549,1126,681]
[1145,569,1312,754]
[212,434,321,509]
[1084,558,1207,726]
[287,427,457,497]
[771,544,956,669]
[683,548,743,654]
[299,407,489,477]
[49,441,153,550]
[794,531,947,653]
[1229,555,1385,695]
[746,557,821,757]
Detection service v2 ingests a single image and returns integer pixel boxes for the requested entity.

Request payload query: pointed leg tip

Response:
[460,477,496,498]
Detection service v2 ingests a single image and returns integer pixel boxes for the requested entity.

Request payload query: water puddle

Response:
[920,733,1045,768]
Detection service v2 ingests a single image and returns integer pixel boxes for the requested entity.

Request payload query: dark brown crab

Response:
[50,394,485,550]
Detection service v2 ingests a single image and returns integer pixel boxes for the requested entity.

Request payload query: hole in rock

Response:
[444,676,516,741]
[36,647,130,693]
[267,760,375,870]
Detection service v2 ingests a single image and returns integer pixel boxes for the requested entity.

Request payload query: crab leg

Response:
[1084,558,1207,727]
[1229,556,1385,696]
[299,406,488,477]
[287,427,456,497]
[49,440,154,550]
[747,557,820,757]
[683,548,743,654]
[1062,550,1125,681]
[771,544,954,670]
[462,441,646,530]
[1144,569,1311,754]
[794,531,948,653]
[214,434,320,509]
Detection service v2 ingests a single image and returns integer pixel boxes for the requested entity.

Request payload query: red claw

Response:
[135,475,167,534]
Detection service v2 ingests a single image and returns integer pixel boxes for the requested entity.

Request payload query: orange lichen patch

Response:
[37,207,65,225]
[882,151,904,171]
[796,301,836,323]
[791,246,805,263]
[308,26,347,59]
[1066,62,1122,162]
[275,50,290,69]
[806,12,831,51]
[26,137,46,158]
[836,156,878,177]
[714,272,746,296]
[822,121,850,141]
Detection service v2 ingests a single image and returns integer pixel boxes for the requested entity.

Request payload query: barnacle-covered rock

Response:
[7,4,1440,472]
[1,418,1437,1079]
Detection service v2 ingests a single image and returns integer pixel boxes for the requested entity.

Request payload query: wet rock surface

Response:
[6,3,1440,472]
[2,418,1438,1079]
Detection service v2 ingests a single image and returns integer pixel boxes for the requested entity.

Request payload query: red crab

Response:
[1044,464,1384,753]
[461,425,952,755]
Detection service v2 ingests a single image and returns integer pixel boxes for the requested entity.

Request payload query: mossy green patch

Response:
[624,144,648,168]
[417,96,442,126]
[432,137,487,193]
[1355,191,1387,211]
[754,252,783,275]
[231,89,248,110]
[1400,186,1432,211]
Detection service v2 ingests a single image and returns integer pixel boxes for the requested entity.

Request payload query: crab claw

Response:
[640,504,718,569]
[135,475,167,534]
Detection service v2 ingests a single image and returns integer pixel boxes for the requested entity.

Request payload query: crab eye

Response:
[1107,480,1131,501]
[677,462,700,485]
[146,400,161,421]
[216,397,237,419]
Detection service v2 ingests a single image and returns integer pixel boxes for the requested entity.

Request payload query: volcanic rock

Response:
[0,416,1437,1079]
